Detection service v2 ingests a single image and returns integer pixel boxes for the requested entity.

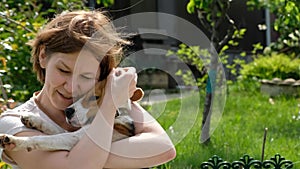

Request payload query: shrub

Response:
[239,52,300,81]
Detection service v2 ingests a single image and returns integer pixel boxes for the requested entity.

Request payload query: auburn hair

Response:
[28,10,130,83]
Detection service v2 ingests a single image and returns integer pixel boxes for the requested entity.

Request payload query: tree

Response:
[186,0,245,143]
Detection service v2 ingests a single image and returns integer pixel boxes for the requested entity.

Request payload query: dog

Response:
[0,81,144,152]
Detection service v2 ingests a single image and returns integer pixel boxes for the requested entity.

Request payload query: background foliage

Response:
[179,0,300,89]
[166,44,209,88]
[0,0,85,102]
[169,0,247,88]
[240,52,300,81]
[247,0,300,56]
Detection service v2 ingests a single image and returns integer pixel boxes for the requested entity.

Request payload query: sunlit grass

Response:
[150,86,300,168]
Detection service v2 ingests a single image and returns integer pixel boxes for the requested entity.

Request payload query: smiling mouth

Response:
[58,91,73,100]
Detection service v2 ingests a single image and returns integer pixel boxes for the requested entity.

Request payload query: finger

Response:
[129,86,137,98]
[114,68,136,83]
[116,67,136,75]
[121,66,136,72]
[123,68,136,82]
[123,67,136,74]
[133,73,138,83]
[117,67,136,77]
[114,68,125,77]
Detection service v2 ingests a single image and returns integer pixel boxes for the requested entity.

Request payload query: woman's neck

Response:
[34,90,79,132]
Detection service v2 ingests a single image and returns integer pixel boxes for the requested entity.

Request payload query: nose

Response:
[64,78,81,97]
[65,107,75,120]
[64,79,73,94]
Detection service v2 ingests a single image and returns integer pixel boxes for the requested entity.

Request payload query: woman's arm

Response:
[4,68,134,169]
[5,105,175,169]
[5,68,176,169]
[104,102,176,168]
[5,95,117,169]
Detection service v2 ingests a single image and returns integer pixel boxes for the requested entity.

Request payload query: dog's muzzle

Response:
[65,107,81,127]
[65,107,75,120]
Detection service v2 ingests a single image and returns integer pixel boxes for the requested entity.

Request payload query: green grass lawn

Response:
[0,85,298,169]
[148,86,300,168]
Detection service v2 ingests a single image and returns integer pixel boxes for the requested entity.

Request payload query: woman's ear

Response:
[39,45,47,68]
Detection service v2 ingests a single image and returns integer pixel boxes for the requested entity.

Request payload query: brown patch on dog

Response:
[114,123,134,136]
[130,88,144,102]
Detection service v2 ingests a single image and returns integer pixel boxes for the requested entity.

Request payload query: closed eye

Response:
[81,75,94,80]
[59,68,70,74]
[57,61,71,74]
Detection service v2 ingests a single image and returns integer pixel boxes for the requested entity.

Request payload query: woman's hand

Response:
[105,67,137,108]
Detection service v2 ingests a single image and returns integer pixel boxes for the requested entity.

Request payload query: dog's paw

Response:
[21,114,42,130]
[0,134,33,151]
[21,113,61,135]
[0,134,15,150]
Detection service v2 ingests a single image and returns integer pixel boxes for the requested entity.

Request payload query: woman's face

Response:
[40,50,100,111]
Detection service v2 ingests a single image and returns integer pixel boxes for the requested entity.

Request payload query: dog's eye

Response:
[88,96,100,101]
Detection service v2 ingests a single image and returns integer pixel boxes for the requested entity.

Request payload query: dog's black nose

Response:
[64,108,75,119]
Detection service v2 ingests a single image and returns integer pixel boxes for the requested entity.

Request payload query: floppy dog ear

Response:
[130,88,144,102]
[98,55,115,81]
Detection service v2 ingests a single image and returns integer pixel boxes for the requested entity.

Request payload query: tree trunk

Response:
[200,92,212,143]
[197,0,233,144]
[200,0,219,143]
[200,55,218,144]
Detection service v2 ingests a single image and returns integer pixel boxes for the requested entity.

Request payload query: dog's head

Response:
[64,81,105,127]
[64,53,116,127]
[64,82,144,128]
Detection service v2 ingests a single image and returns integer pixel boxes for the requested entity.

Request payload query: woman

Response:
[0,10,176,169]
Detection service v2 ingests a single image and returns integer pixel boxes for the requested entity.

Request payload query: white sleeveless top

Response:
[0,94,66,169]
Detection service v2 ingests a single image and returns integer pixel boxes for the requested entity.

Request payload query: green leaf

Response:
[187,0,195,14]
[240,28,247,36]
[240,51,247,57]
[285,1,295,13]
